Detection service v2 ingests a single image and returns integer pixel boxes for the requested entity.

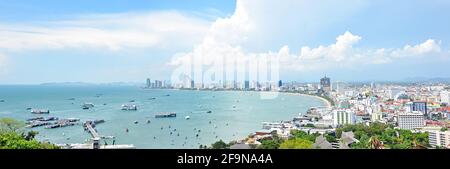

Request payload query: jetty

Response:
[77,120,134,149]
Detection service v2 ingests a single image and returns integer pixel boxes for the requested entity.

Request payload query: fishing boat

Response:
[155,112,176,118]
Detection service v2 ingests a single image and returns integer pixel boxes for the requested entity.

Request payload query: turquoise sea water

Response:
[0,85,325,148]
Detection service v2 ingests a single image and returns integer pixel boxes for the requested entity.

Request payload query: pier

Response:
[84,122,100,139]
[79,120,135,149]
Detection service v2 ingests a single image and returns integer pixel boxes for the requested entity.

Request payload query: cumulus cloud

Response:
[169,0,445,74]
[0,11,211,51]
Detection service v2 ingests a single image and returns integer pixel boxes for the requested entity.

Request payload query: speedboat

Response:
[185,116,190,120]
[121,104,137,111]
[82,103,94,109]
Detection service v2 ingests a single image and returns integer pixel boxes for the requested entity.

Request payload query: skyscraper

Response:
[320,76,331,93]
[146,78,151,88]
[278,80,283,88]
[244,80,250,90]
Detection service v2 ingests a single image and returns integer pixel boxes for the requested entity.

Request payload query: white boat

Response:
[121,104,137,111]
[185,116,190,120]
[31,109,50,114]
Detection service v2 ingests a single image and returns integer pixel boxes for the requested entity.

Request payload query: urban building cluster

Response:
[233,76,450,149]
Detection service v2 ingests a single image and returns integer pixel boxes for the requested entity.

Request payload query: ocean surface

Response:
[0,85,325,148]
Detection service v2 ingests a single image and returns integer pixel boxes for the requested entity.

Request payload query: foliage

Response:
[0,131,58,149]
[210,140,229,149]
[0,118,25,132]
[336,122,430,149]
[0,118,59,149]
[290,130,319,142]
[279,138,313,149]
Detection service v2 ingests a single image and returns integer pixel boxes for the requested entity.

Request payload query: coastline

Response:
[285,93,332,108]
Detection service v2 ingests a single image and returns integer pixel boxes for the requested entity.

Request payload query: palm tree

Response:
[368,136,384,149]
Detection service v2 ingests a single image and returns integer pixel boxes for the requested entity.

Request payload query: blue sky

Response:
[0,0,449,84]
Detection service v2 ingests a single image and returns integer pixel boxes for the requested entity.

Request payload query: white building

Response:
[397,111,425,130]
[440,90,450,104]
[423,127,450,148]
[371,112,383,122]
[333,110,355,127]
[428,130,450,148]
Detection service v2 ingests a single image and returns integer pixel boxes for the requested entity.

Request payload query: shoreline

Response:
[285,93,332,108]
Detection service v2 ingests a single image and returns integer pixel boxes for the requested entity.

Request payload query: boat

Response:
[155,112,177,118]
[41,117,58,121]
[134,121,138,124]
[206,110,212,113]
[27,117,44,121]
[129,100,135,102]
[185,116,190,120]
[82,103,94,109]
[31,109,50,114]
[26,107,32,110]
[0,100,5,102]
[121,104,137,111]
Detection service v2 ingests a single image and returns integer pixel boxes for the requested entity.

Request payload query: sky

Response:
[0,0,449,84]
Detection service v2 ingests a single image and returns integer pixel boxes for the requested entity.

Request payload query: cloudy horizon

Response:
[0,0,449,84]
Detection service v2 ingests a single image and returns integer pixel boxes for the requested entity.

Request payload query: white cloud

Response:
[0,11,211,51]
[391,39,441,58]
[169,0,445,74]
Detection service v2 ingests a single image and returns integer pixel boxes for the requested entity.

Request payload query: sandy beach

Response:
[285,92,332,108]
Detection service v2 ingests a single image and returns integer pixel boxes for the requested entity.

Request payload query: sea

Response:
[0,85,325,149]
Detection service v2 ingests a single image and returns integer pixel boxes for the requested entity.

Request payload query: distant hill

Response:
[402,77,450,83]
[40,82,144,86]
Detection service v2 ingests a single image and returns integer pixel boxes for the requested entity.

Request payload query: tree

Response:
[368,136,384,149]
[211,140,229,149]
[258,139,281,149]
[0,118,58,149]
[0,118,25,132]
[0,132,58,149]
[279,138,313,149]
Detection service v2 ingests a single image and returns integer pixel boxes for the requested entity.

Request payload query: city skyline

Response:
[1,0,450,84]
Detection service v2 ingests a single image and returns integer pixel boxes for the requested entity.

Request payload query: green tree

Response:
[279,138,313,149]
[258,139,281,149]
[0,118,58,149]
[0,118,25,132]
[211,140,229,149]
[0,132,58,149]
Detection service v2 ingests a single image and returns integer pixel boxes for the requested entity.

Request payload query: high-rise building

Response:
[333,110,355,127]
[244,81,250,90]
[398,111,425,130]
[407,101,428,116]
[278,80,283,88]
[428,130,450,148]
[146,78,151,88]
[190,80,195,89]
[320,76,331,93]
